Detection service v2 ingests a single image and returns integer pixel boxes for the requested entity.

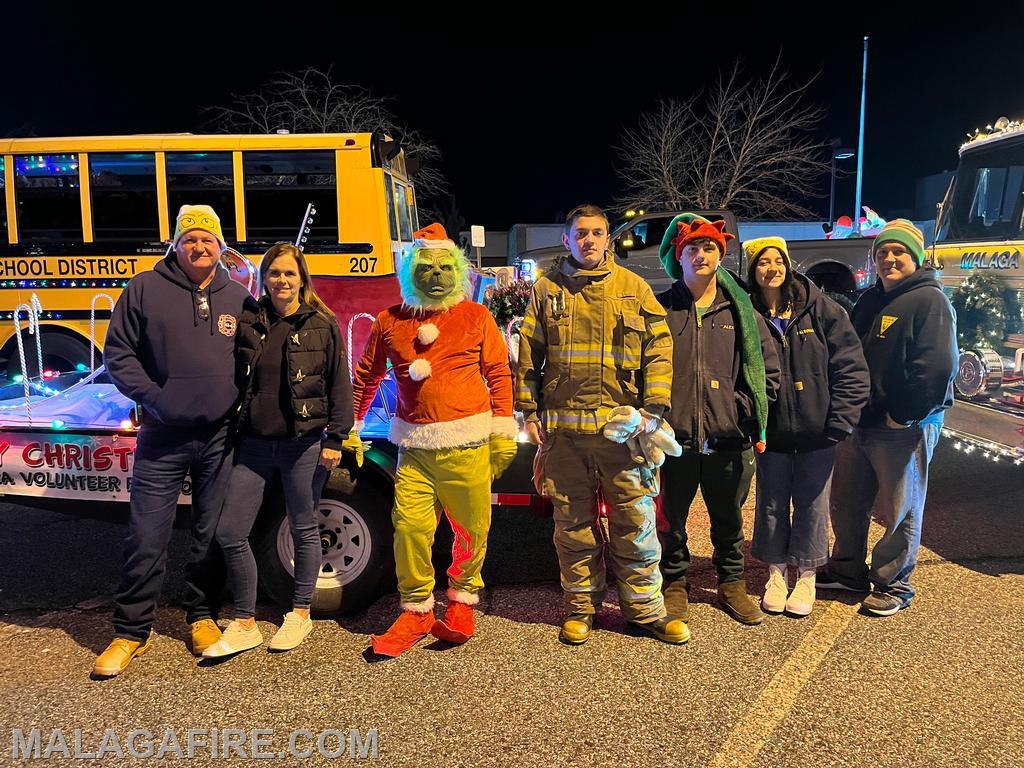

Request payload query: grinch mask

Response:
[399,245,472,313]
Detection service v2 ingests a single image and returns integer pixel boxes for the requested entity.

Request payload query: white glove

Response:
[603,406,643,444]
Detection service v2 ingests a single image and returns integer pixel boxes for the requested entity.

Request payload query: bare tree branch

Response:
[204,67,448,203]
[616,58,830,219]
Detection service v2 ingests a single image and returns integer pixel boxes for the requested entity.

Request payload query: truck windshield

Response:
[946,138,1024,241]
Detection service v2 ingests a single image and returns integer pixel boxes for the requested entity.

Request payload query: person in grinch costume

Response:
[350,223,517,657]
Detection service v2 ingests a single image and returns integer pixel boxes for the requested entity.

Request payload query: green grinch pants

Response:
[534,430,666,622]
[392,444,492,608]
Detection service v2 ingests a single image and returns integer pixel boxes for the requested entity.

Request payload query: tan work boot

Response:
[558,613,595,645]
[92,634,153,677]
[189,619,222,656]
[630,617,691,644]
[718,580,765,625]
[663,579,690,623]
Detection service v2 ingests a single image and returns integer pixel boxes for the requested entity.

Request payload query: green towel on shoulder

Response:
[715,267,768,451]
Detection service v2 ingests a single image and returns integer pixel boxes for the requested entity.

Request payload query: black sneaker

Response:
[861,592,908,617]
[816,569,868,592]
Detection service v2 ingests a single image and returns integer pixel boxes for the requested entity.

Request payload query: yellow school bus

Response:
[929,117,1024,456]
[0,132,419,376]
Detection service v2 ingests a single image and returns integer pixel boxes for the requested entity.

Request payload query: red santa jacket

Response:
[352,299,516,449]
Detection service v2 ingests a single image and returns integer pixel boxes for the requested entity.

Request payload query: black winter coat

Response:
[753,273,870,452]
[657,279,781,452]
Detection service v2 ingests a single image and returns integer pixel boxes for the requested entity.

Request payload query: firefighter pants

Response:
[535,430,665,622]
[392,444,492,607]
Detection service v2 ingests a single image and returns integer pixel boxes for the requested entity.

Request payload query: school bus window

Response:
[14,154,83,242]
[244,151,338,243]
[384,173,399,241]
[90,153,160,242]
[408,185,419,233]
[0,156,6,244]
[394,180,413,241]
[165,152,236,240]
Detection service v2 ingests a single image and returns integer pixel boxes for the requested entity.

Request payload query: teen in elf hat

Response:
[350,223,517,657]
[655,214,781,627]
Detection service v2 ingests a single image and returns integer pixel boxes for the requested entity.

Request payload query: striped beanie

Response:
[872,219,925,266]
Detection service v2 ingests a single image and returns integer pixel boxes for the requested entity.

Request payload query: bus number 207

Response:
[349,256,378,273]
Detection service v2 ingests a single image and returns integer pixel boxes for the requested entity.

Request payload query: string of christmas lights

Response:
[0,279,131,290]
[943,428,1024,466]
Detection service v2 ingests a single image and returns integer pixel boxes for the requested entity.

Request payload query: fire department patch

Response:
[217,314,238,337]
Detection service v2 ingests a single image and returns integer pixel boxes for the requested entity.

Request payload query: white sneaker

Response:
[269,612,313,652]
[786,569,816,617]
[201,620,263,658]
[761,564,789,614]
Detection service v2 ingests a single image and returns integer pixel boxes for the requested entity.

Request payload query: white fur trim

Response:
[490,415,519,439]
[417,323,440,345]
[414,238,458,251]
[447,588,480,606]
[409,358,433,381]
[400,594,435,613]
[390,411,493,450]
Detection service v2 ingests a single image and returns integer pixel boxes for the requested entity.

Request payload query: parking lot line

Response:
[709,600,860,768]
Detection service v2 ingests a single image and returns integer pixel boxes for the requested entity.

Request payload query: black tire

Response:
[4,332,92,379]
[252,470,395,617]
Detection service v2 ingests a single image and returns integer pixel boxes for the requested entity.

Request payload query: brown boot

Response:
[663,579,690,623]
[717,580,765,625]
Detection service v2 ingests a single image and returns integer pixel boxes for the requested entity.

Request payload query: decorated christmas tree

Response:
[486,279,532,328]
[950,272,1007,350]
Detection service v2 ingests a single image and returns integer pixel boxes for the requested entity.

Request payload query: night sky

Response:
[5,9,1023,229]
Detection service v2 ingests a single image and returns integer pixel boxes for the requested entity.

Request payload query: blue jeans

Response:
[751,446,835,568]
[114,422,232,642]
[215,435,327,618]
[827,423,941,603]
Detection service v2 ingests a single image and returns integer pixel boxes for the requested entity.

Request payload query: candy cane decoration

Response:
[29,293,44,378]
[347,313,376,379]
[12,304,34,423]
[90,294,115,371]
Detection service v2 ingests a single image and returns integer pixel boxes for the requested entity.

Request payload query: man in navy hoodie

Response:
[819,219,957,616]
[93,205,250,677]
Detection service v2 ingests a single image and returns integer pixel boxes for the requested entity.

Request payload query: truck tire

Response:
[4,332,91,379]
[252,470,395,617]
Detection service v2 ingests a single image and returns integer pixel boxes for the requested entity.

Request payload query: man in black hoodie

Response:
[819,219,957,616]
[93,205,251,677]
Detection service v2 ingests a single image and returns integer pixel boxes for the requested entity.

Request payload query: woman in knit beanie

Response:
[743,237,869,617]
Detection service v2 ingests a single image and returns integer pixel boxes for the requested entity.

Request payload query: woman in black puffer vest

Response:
[205,243,353,659]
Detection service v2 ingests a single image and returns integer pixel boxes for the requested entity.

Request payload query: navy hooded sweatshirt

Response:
[850,267,958,428]
[104,254,250,428]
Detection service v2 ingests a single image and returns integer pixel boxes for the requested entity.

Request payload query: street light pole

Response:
[829,153,837,228]
[853,36,869,234]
